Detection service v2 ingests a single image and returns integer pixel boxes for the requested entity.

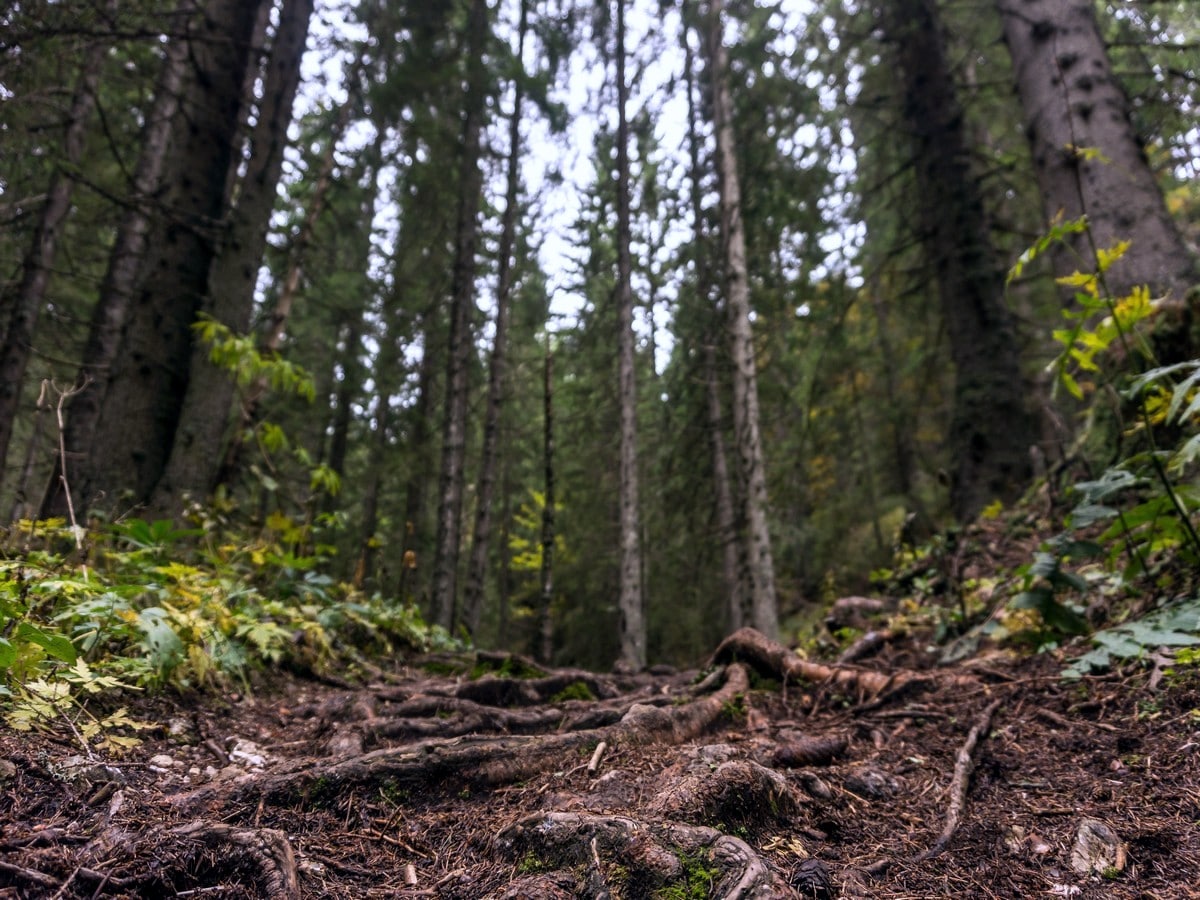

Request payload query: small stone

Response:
[843,767,897,800]
[0,759,17,783]
[1070,817,1127,876]
[149,753,176,769]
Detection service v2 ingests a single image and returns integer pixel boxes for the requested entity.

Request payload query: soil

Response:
[2,621,1199,900]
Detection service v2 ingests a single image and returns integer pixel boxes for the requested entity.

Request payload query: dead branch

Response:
[921,697,1002,860]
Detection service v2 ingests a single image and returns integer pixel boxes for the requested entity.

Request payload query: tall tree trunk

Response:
[40,0,198,519]
[151,0,314,516]
[886,0,1038,521]
[614,0,646,670]
[536,343,557,664]
[683,17,746,634]
[430,0,490,631]
[462,0,529,639]
[398,320,438,607]
[996,0,1198,300]
[68,0,265,514]
[702,0,779,639]
[0,11,108,497]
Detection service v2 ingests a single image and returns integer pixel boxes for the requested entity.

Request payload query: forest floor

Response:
[3,529,1200,898]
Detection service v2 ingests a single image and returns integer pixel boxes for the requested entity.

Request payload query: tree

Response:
[613,0,646,670]
[431,0,492,631]
[0,1,110,494]
[463,0,530,639]
[681,15,745,632]
[883,0,1039,520]
[995,0,1198,300]
[63,0,267,514]
[152,0,315,515]
[701,0,779,639]
[39,0,199,519]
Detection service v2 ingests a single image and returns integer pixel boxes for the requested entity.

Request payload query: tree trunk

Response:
[536,344,557,664]
[613,0,646,670]
[430,0,490,632]
[0,11,107,497]
[702,0,779,639]
[151,0,314,516]
[462,0,529,639]
[683,20,746,634]
[995,0,1198,300]
[69,0,265,513]
[886,0,1038,521]
[39,0,198,519]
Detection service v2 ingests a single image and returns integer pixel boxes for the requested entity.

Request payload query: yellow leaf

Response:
[1096,240,1130,274]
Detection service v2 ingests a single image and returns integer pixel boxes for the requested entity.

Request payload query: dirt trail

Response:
[2,628,1198,898]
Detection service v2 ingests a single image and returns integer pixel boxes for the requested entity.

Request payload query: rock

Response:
[149,753,177,769]
[843,767,898,800]
[0,759,17,783]
[1070,817,1127,875]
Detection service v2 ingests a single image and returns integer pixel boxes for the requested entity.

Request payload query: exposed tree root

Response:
[712,627,976,700]
[169,820,301,898]
[649,745,806,829]
[176,663,751,812]
[495,811,797,899]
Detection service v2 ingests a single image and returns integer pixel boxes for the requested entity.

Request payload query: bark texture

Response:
[40,0,198,519]
[703,0,779,638]
[431,0,490,631]
[152,0,314,516]
[996,0,1197,300]
[888,0,1038,520]
[614,0,646,670]
[72,0,265,512]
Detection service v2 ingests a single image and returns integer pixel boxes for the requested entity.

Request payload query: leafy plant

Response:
[1063,597,1200,680]
[1004,216,1199,670]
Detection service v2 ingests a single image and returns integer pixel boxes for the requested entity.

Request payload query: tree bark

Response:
[886,0,1038,521]
[996,0,1198,300]
[462,0,529,639]
[151,0,314,516]
[614,0,646,671]
[39,0,198,519]
[430,0,490,631]
[683,20,746,634]
[536,344,557,664]
[69,0,265,513]
[702,0,779,639]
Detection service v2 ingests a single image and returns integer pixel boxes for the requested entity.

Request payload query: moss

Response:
[550,680,596,703]
[469,654,545,681]
[652,850,718,900]
[517,851,550,874]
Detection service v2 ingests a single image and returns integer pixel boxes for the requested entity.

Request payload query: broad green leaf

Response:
[15,623,77,664]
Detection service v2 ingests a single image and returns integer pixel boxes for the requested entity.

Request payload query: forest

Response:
[0,0,1199,897]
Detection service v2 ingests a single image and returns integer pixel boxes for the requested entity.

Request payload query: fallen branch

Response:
[921,697,1002,860]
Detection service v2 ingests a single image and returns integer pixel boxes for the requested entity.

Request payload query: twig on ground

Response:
[920,697,1002,860]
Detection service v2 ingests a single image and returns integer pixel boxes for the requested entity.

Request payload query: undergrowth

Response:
[0,513,457,750]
